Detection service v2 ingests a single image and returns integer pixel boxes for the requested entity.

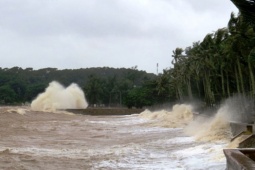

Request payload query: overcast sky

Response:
[0,0,238,74]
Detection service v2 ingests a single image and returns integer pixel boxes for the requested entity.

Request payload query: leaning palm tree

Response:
[231,0,255,26]
[171,48,184,65]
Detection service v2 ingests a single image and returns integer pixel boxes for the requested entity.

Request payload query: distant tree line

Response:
[0,67,174,108]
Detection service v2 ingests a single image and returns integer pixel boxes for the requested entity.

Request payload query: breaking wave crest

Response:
[139,104,193,128]
[31,81,88,112]
[185,105,232,142]
[139,103,234,143]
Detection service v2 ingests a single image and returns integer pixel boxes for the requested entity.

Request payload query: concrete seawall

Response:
[224,149,255,170]
[65,108,144,115]
[225,122,255,169]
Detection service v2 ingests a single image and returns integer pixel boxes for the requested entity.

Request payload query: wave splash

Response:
[31,81,88,112]
[139,101,237,143]
[139,104,193,128]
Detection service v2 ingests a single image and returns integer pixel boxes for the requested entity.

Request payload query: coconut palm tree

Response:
[171,48,185,101]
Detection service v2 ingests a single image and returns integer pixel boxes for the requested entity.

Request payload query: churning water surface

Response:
[0,106,229,170]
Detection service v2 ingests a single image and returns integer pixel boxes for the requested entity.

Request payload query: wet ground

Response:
[0,106,227,169]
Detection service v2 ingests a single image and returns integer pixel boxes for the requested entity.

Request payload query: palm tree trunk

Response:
[203,78,207,102]
[235,66,240,93]
[221,68,226,97]
[248,61,255,96]
[203,73,214,106]
[196,81,201,98]
[177,86,183,102]
[186,77,193,100]
[237,57,245,93]
[226,73,231,97]
[175,88,179,101]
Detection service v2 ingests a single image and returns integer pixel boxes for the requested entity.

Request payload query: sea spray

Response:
[139,103,232,142]
[139,104,193,128]
[185,104,232,142]
[140,95,255,148]
[186,95,255,143]
[31,81,88,112]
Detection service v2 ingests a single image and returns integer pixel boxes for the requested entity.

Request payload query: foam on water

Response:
[6,108,30,115]
[139,104,193,128]
[0,107,228,169]
[173,141,227,169]
[5,95,251,169]
[93,132,226,169]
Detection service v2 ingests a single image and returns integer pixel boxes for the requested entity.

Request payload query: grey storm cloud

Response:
[1,0,177,37]
[0,0,238,73]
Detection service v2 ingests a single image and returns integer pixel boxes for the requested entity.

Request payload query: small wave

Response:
[139,104,193,128]
[6,108,30,115]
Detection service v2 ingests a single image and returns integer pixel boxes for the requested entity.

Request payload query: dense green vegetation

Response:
[1,0,254,108]
[0,67,163,107]
[157,0,255,106]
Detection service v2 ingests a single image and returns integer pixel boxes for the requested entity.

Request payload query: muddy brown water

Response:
[0,106,226,170]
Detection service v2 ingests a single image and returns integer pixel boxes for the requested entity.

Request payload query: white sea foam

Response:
[139,104,193,128]
[6,108,30,115]
[0,109,227,169]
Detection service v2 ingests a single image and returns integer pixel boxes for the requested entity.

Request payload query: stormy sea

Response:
[0,81,240,169]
